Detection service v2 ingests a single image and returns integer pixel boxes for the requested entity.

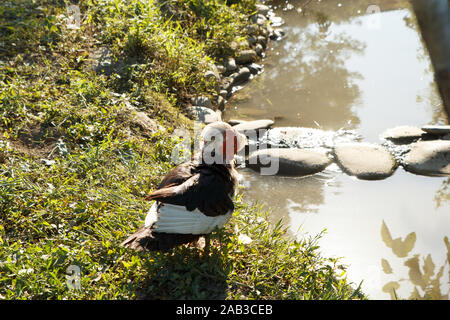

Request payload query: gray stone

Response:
[247,36,257,45]
[381,126,427,142]
[403,140,450,176]
[131,111,160,134]
[254,43,263,56]
[251,13,268,26]
[256,36,268,49]
[245,24,259,36]
[235,50,258,65]
[216,64,226,74]
[247,63,263,75]
[333,143,397,180]
[221,77,233,93]
[204,70,220,82]
[228,119,247,126]
[421,125,450,135]
[269,28,285,40]
[269,16,285,27]
[260,26,269,38]
[217,96,226,111]
[232,67,251,85]
[233,119,274,138]
[256,4,270,16]
[230,41,239,52]
[261,127,361,150]
[204,70,220,92]
[247,148,332,176]
[225,58,238,73]
[219,90,228,98]
[229,72,239,80]
[187,106,221,124]
[191,96,212,109]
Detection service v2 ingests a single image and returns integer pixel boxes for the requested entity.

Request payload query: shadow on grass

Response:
[135,236,230,300]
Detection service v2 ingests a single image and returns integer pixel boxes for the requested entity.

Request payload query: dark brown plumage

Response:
[120,160,237,252]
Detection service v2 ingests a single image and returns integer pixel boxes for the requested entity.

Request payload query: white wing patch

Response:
[144,202,232,235]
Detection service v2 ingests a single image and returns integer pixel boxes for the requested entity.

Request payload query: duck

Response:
[121,121,247,251]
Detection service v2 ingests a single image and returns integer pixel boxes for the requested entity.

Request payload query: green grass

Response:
[0,135,365,299]
[0,0,366,299]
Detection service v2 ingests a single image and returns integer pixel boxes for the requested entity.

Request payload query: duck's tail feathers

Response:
[120,226,201,252]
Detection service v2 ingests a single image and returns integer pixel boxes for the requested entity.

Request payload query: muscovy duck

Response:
[121,121,247,251]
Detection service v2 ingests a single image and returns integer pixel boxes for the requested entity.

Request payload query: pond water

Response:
[226,0,450,299]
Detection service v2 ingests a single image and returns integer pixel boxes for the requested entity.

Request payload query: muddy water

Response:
[227,0,450,299]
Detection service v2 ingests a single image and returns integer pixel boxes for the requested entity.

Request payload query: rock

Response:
[239,40,250,48]
[219,90,228,98]
[269,28,285,40]
[260,26,269,38]
[247,35,257,45]
[228,119,247,126]
[204,70,220,92]
[233,119,274,138]
[245,24,259,36]
[232,67,251,85]
[254,43,263,56]
[256,36,268,49]
[204,70,220,82]
[246,62,263,75]
[403,140,450,176]
[381,126,427,142]
[270,16,285,27]
[421,125,450,135]
[235,50,258,65]
[131,111,160,134]
[187,106,221,124]
[225,57,238,73]
[191,96,212,109]
[217,96,225,111]
[251,13,268,26]
[216,64,226,74]
[247,148,332,176]
[333,143,397,180]
[221,77,233,93]
[261,127,361,150]
[256,4,270,16]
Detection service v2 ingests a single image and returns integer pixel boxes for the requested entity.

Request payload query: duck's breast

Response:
[145,202,233,234]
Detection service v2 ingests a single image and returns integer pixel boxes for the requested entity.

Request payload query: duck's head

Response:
[200,121,247,164]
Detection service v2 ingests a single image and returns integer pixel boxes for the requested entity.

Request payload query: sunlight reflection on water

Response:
[229,0,450,299]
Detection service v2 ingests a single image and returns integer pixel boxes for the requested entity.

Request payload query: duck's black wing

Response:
[145,163,235,217]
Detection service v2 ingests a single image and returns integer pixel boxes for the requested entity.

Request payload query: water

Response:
[226,0,450,299]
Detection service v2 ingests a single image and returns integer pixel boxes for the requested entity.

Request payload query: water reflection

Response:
[381,220,416,258]
[381,221,450,300]
[231,0,450,299]
[434,178,450,209]
[226,0,446,140]
[238,168,336,226]
[226,2,365,130]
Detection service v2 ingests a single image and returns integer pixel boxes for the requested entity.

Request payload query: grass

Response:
[0,0,366,299]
